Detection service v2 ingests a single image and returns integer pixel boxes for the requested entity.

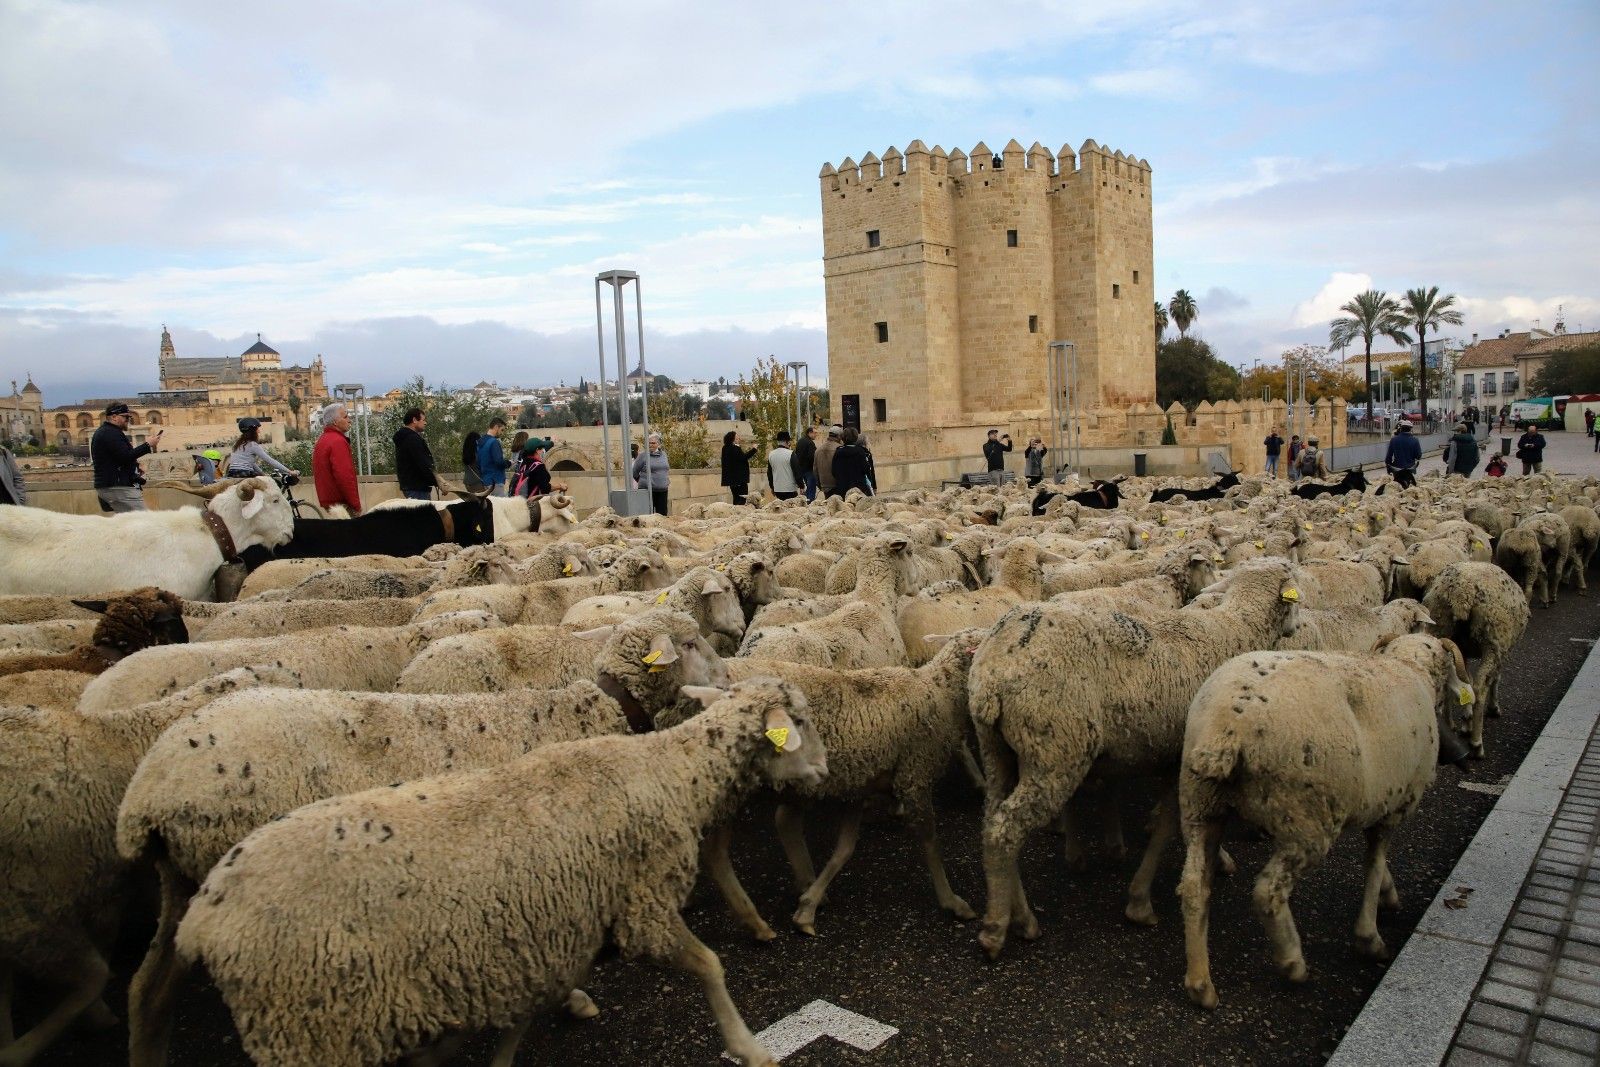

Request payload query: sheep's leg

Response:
[1179,816,1227,1009]
[1059,798,1091,871]
[663,918,774,1067]
[957,740,986,790]
[1101,783,1128,861]
[1126,787,1178,926]
[1252,842,1325,983]
[1379,864,1401,911]
[699,823,776,941]
[772,803,817,891]
[977,733,1083,959]
[899,785,974,920]
[487,1016,534,1067]
[128,857,197,1067]
[792,804,864,935]
[0,947,110,1067]
[404,1032,468,1067]
[1470,648,1506,757]
[1355,825,1397,958]
[0,965,12,1047]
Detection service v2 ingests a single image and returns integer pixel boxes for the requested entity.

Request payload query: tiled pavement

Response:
[1445,717,1600,1065]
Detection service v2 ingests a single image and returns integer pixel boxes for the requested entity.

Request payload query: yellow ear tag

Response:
[654,590,670,605]
[1140,531,1150,540]
[1281,587,1300,602]
[1457,685,1474,706]
[1159,515,1168,525]
[944,533,955,540]
[1472,540,1484,550]
[1254,540,1265,549]
[641,649,666,674]
[765,727,789,753]
[561,562,575,575]
[1176,529,1188,537]
[1212,555,1224,563]
[713,564,726,572]
[1303,523,1314,531]
[1338,507,1347,514]
[1354,524,1367,533]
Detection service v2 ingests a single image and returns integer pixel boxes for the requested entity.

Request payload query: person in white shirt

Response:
[767,431,798,500]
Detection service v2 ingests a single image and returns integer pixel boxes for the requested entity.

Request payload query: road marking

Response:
[1570,638,1597,646]
[1459,775,1511,797]
[728,1000,898,1062]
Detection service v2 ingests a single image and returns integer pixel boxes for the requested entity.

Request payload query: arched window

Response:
[57,430,72,446]
[76,413,93,429]
[55,414,68,429]
[146,411,163,425]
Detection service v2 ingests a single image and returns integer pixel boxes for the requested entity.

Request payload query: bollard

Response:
[1133,452,1148,477]
[1501,436,1512,455]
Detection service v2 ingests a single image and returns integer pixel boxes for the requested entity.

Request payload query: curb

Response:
[1327,638,1600,1066]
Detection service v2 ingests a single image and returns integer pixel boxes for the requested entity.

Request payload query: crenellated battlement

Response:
[821,137,1151,190]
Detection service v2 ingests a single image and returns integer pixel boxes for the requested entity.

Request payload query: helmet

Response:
[203,449,223,461]
[237,417,261,433]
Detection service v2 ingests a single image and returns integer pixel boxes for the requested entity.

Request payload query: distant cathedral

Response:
[158,326,327,401]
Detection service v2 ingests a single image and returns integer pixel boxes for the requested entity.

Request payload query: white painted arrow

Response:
[726,999,898,1062]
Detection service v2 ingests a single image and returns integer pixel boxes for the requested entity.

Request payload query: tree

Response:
[650,374,676,394]
[677,392,704,419]
[577,376,588,397]
[1153,301,1169,346]
[362,377,507,475]
[1168,290,1198,338]
[706,398,734,420]
[516,403,543,429]
[1156,337,1239,407]
[646,388,712,468]
[567,395,601,426]
[1529,342,1600,397]
[286,392,302,432]
[808,387,831,425]
[1328,290,1413,420]
[1401,286,1464,416]
[736,355,796,455]
[1160,414,1178,445]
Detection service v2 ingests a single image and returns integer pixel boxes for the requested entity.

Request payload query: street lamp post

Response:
[594,270,654,516]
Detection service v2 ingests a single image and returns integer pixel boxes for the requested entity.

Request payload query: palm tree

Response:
[1153,301,1169,345]
[1401,286,1464,421]
[1329,290,1412,421]
[1169,290,1198,337]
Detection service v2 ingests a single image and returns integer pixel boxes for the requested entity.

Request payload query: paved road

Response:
[27,568,1600,1067]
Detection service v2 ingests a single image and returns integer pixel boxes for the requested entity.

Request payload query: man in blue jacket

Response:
[476,418,510,494]
[1384,420,1422,489]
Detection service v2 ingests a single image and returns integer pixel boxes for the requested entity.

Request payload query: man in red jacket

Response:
[312,403,362,514]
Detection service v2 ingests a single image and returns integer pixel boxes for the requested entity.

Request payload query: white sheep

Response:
[969,560,1302,958]
[193,596,419,641]
[115,680,627,1066]
[411,547,672,624]
[173,678,826,1067]
[1177,636,1474,1007]
[560,566,745,648]
[0,665,302,1065]
[1423,561,1532,758]
[738,537,910,668]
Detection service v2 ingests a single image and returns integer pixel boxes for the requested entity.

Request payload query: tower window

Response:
[1113,284,1121,299]
[873,398,887,423]
[1028,315,1039,334]
[866,230,880,248]
[875,322,889,343]
[1007,229,1018,247]
[1133,270,1140,283]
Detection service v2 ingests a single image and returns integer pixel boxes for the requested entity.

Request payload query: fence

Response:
[1324,424,1489,473]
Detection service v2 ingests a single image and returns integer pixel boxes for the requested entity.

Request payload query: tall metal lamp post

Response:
[784,361,810,438]
[594,270,654,515]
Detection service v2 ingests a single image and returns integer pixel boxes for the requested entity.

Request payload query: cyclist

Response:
[223,417,298,482]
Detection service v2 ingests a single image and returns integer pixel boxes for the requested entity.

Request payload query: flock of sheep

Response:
[0,463,1595,1067]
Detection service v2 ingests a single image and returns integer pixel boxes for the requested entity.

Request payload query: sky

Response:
[2,0,1597,407]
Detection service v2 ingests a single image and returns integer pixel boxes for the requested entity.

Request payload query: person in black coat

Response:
[91,401,161,512]
[832,426,874,496]
[720,431,757,505]
[392,407,439,500]
[792,425,819,501]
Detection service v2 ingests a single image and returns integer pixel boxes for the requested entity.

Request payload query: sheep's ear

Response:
[762,705,802,752]
[679,685,725,709]
[642,633,679,667]
[572,624,616,641]
[923,632,954,650]
[71,598,110,614]
[1416,610,1436,627]
[700,576,727,596]
[239,485,266,519]
[888,538,910,553]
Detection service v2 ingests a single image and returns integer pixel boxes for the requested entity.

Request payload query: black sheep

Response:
[1147,471,1241,504]
[1290,467,1368,500]
[272,494,495,559]
[1032,478,1123,516]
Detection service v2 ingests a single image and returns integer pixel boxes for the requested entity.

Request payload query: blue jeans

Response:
[403,489,433,501]
[1265,455,1279,476]
[803,471,817,501]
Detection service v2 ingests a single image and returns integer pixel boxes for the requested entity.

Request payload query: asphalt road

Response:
[29,574,1600,1067]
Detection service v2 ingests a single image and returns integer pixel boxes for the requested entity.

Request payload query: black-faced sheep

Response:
[0,588,187,678]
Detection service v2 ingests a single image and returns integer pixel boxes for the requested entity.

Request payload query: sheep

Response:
[969,560,1302,958]
[1276,598,1435,653]
[700,523,808,569]
[1423,561,1532,758]
[1046,550,1222,617]
[773,549,839,593]
[1294,558,1386,609]
[1558,504,1600,592]
[193,596,419,641]
[0,665,302,1066]
[1177,636,1474,1008]
[722,632,984,934]
[0,668,95,711]
[116,680,628,1066]
[513,541,596,583]
[278,543,518,601]
[0,478,294,601]
[0,618,96,654]
[237,554,429,600]
[411,547,672,624]
[0,589,188,679]
[77,617,493,713]
[173,678,825,1067]
[1518,512,1573,604]
[739,537,910,668]
[0,595,102,626]
[823,535,976,594]
[560,567,745,649]
[1495,524,1553,607]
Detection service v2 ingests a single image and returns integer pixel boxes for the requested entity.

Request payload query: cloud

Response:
[1089,67,1199,99]
[1291,272,1373,328]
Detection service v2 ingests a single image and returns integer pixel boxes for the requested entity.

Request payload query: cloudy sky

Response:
[2,0,1596,406]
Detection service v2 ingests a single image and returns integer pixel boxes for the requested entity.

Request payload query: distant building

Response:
[1,377,45,445]
[1455,320,1599,406]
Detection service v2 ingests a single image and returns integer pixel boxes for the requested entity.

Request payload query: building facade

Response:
[1455,323,1599,409]
[820,138,1154,459]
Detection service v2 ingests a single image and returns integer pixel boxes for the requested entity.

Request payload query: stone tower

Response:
[819,138,1154,447]
[159,324,175,372]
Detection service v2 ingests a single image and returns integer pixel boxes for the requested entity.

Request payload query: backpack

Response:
[1297,448,1319,475]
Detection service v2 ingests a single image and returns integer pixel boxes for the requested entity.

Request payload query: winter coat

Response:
[632,447,670,491]
[0,446,26,505]
[832,442,873,496]
[1385,432,1422,472]
[720,442,755,488]
[767,446,797,493]
[1024,445,1047,479]
[312,426,362,514]
[816,438,840,490]
[792,435,817,478]
[91,420,152,489]
[1446,432,1479,475]
[476,434,510,488]
[983,436,1013,472]
[393,426,437,492]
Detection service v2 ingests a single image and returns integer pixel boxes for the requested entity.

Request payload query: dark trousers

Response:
[803,472,817,501]
[651,490,669,516]
[729,484,747,506]
[774,490,797,500]
[402,489,433,501]
[1026,475,1043,488]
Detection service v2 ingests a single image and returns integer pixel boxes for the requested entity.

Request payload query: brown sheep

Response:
[0,588,187,678]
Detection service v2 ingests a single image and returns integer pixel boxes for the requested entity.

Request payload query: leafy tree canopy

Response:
[1529,342,1600,397]
[1156,337,1240,408]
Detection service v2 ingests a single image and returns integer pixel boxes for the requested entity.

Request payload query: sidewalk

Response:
[1328,639,1600,1066]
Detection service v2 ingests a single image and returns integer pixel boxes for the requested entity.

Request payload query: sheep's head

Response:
[681,567,745,642]
[213,476,295,551]
[679,677,827,787]
[74,587,189,654]
[612,548,674,592]
[1378,634,1473,763]
[724,553,779,610]
[600,609,730,726]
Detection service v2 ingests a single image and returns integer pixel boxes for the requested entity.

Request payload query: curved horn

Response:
[150,478,242,499]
